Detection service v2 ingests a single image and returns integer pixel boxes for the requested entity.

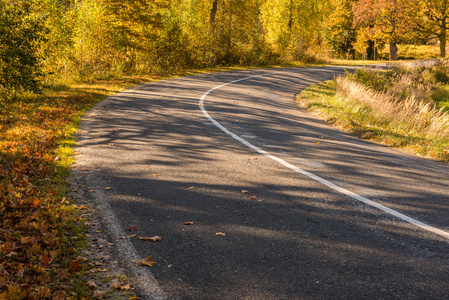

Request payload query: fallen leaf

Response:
[20,236,32,244]
[139,236,162,242]
[215,232,226,236]
[70,258,82,272]
[241,190,249,194]
[152,173,159,176]
[87,280,98,289]
[104,187,112,190]
[52,290,66,300]
[113,283,131,290]
[188,186,194,190]
[118,234,136,239]
[59,269,71,279]
[42,255,52,266]
[128,226,138,231]
[3,219,12,228]
[133,255,156,267]
[249,196,258,200]
[182,222,195,225]
[93,290,107,299]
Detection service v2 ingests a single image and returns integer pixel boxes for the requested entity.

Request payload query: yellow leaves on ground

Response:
[133,255,156,267]
[118,234,136,239]
[139,236,162,242]
[113,283,132,290]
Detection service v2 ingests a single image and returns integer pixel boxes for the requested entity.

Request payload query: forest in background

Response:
[2,0,449,98]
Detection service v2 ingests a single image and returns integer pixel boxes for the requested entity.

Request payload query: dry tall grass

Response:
[336,76,449,139]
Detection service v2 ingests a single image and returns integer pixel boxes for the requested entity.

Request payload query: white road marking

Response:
[78,91,168,300]
[199,73,449,240]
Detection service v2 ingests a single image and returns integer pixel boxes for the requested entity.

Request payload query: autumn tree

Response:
[353,0,415,60]
[413,0,449,57]
[0,0,45,97]
[260,0,330,60]
[37,0,74,77]
[325,0,357,58]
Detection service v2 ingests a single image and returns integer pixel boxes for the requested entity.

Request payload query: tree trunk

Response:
[440,38,446,58]
[367,40,375,60]
[209,0,218,26]
[389,43,398,61]
[440,19,447,57]
[288,0,293,30]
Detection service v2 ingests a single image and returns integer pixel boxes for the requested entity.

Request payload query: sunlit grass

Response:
[297,75,449,163]
[397,44,440,60]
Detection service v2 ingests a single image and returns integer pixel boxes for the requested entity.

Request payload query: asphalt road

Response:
[75,67,449,299]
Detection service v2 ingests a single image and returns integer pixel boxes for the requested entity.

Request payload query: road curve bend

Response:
[75,67,449,299]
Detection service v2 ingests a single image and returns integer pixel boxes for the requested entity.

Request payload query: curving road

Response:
[75,67,449,299]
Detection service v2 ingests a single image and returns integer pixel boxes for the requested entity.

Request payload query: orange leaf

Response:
[134,255,156,267]
[249,196,258,200]
[42,255,52,266]
[182,222,195,225]
[113,283,131,290]
[32,198,40,207]
[139,236,162,242]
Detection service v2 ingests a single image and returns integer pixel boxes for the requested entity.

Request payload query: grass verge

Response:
[296,79,449,162]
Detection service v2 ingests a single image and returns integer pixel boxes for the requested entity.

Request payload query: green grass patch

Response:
[433,85,449,111]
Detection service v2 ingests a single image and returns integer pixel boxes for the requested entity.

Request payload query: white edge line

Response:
[78,92,168,300]
[199,73,449,241]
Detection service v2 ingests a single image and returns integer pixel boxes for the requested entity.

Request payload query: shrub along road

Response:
[74,67,449,299]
